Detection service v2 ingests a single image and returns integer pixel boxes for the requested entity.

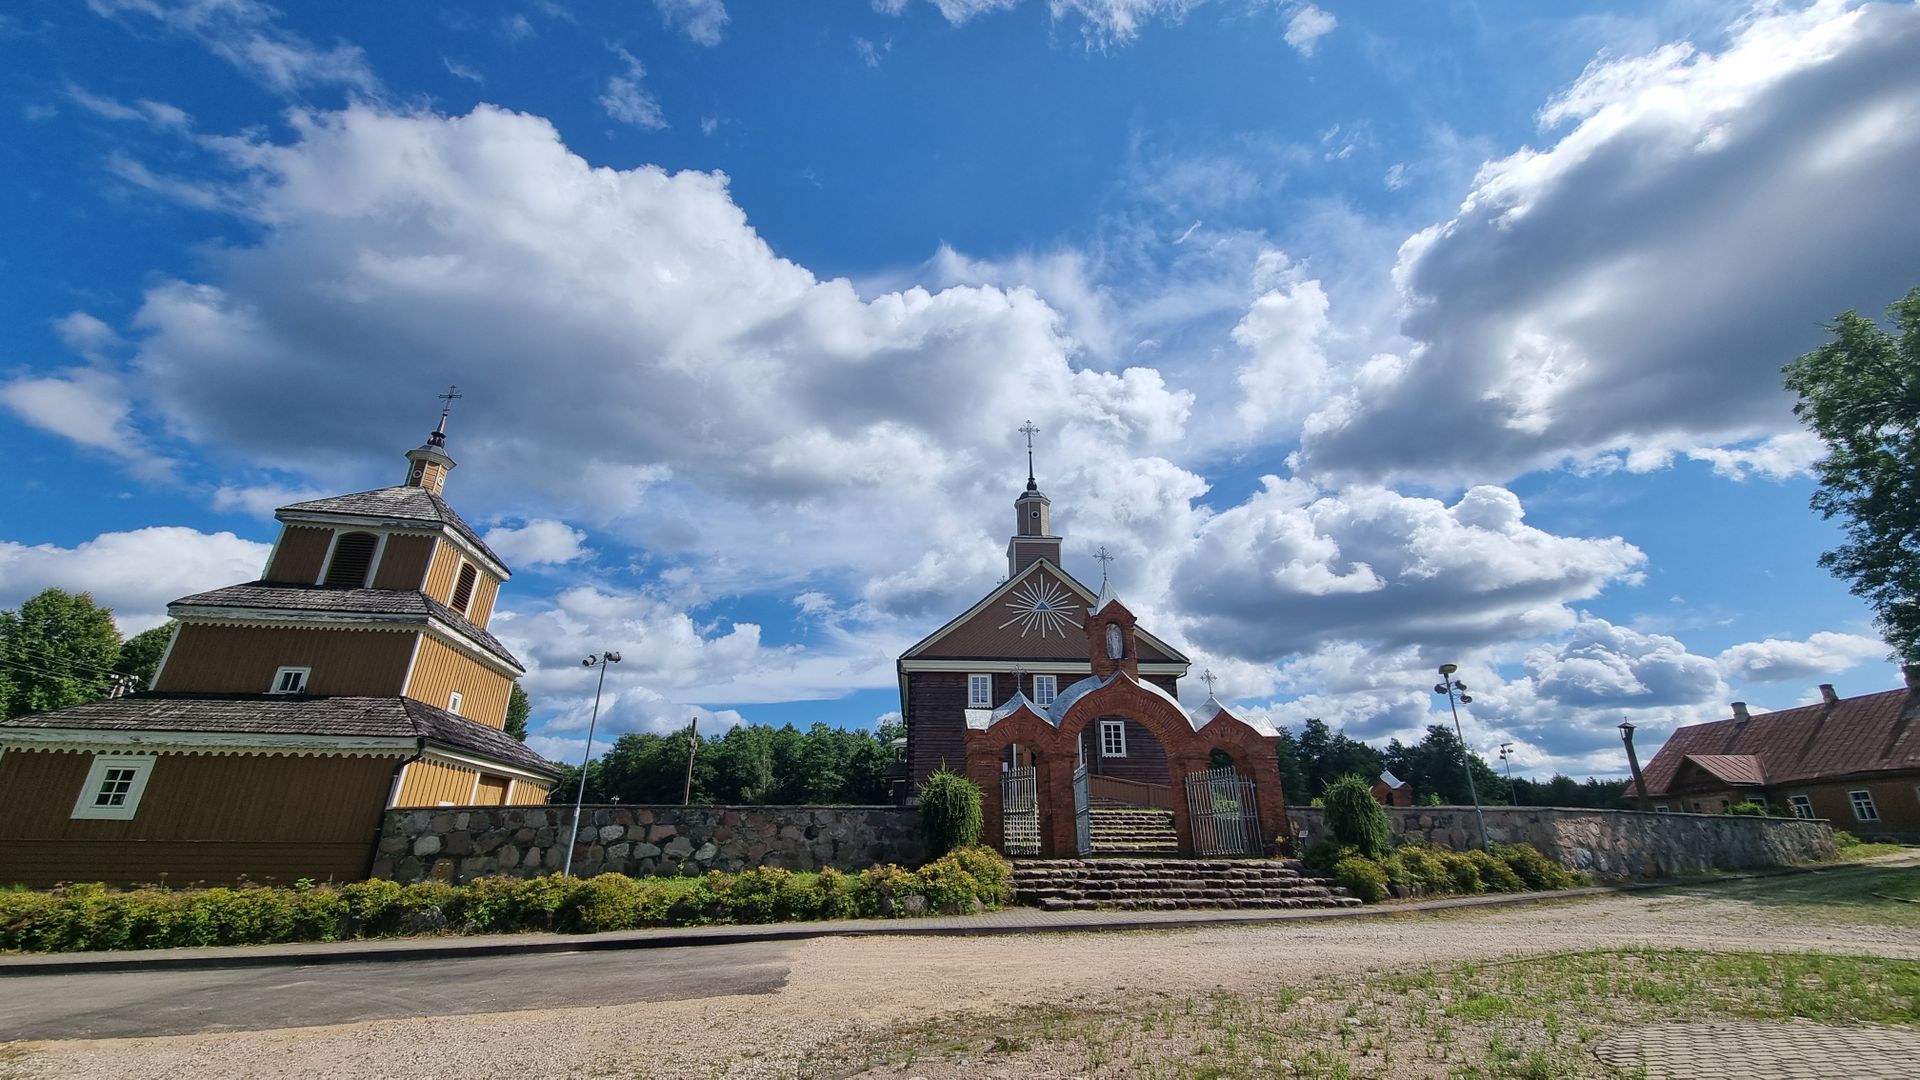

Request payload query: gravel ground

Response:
[6,872,1918,1080]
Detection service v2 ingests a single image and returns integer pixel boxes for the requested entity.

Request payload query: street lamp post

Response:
[563,650,621,877]
[1499,742,1519,805]
[1433,663,1490,850]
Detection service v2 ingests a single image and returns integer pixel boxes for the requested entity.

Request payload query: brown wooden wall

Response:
[0,749,397,888]
[371,533,435,591]
[1081,717,1173,784]
[154,625,414,696]
[264,526,332,584]
[404,636,512,727]
[394,757,479,806]
[907,671,971,793]
[1772,776,1920,838]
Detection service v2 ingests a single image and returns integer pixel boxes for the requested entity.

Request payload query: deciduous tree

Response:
[0,589,124,719]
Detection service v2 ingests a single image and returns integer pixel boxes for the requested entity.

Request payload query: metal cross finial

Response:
[1093,545,1115,586]
[1201,668,1219,696]
[434,385,462,435]
[1019,420,1040,486]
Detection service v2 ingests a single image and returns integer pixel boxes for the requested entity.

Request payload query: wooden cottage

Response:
[0,415,560,887]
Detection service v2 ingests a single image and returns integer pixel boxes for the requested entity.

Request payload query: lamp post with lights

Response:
[563,650,621,877]
[1433,663,1490,849]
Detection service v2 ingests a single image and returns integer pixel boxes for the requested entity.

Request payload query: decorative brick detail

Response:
[374,804,923,883]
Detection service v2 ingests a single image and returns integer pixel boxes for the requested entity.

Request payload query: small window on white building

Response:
[72,755,154,820]
[448,691,464,716]
[1789,794,1814,819]
[1032,675,1057,706]
[269,666,311,694]
[1849,789,1879,822]
[967,673,992,708]
[1100,719,1127,758]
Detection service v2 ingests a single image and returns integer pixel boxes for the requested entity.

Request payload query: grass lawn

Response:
[812,865,1920,1079]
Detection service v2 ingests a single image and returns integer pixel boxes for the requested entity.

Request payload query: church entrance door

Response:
[1185,766,1263,857]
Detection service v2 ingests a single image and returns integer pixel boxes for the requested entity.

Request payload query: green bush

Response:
[1834,830,1862,849]
[1463,849,1525,893]
[918,769,984,858]
[1322,774,1392,858]
[1492,843,1576,891]
[852,863,925,917]
[1301,839,1359,876]
[1331,855,1388,903]
[1725,801,1771,817]
[1389,845,1454,895]
[1438,850,1485,894]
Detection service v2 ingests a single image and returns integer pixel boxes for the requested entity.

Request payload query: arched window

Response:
[323,532,378,587]
[451,562,479,615]
[1106,623,1124,660]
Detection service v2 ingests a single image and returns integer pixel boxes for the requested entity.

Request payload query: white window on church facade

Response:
[1100,719,1127,758]
[967,673,992,708]
[1032,675,1056,706]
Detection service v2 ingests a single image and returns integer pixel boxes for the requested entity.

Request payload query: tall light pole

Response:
[1498,742,1518,805]
[563,650,621,877]
[1433,663,1489,850]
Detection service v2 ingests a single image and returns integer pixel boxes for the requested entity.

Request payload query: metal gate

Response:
[1185,766,1262,857]
[1001,767,1039,856]
[1072,760,1092,855]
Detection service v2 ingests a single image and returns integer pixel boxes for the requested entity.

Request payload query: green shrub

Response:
[1492,844,1575,891]
[1464,849,1525,892]
[1725,801,1771,817]
[1322,774,1391,858]
[1390,845,1455,895]
[1302,839,1359,876]
[723,867,814,923]
[810,868,858,920]
[918,769,984,858]
[853,864,924,917]
[1438,851,1484,894]
[1834,830,1862,849]
[1331,855,1388,903]
[945,845,1013,908]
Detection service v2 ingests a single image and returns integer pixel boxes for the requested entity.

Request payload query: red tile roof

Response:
[1640,687,1920,796]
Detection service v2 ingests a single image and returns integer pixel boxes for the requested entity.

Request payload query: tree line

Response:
[546,721,903,806]
[0,589,174,721]
[1274,717,1629,809]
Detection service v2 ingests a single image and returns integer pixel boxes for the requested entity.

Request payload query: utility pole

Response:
[682,716,699,806]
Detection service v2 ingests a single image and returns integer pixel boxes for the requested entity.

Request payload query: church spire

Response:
[1008,420,1061,576]
[1020,419,1040,493]
[404,386,461,495]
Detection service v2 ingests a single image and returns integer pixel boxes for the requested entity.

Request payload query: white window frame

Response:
[1652,804,1669,813]
[451,558,479,617]
[1032,674,1057,707]
[318,529,384,589]
[967,673,992,708]
[1849,789,1879,822]
[448,690,464,716]
[269,666,311,694]
[1789,794,1814,819]
[72,755,155,820]
[1100,719,1127,758]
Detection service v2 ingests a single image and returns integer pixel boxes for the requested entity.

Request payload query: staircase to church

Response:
[1088,805,1180,854]
[1012,858,1361,912]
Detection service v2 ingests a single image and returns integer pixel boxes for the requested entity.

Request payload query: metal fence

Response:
[1002,767,1040,856]
[1185,766,1262,857]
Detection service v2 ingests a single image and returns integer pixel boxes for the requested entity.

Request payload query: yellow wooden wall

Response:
[155,625,414,695]
[393,758,478,806]
[404,636,512,727]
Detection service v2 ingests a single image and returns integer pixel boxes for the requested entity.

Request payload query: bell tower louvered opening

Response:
[323,532,378,587]
[451,562,479,615]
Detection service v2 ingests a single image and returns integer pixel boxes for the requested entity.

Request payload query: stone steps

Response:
[1011,857,1359,912]
[1089,806,1178,854]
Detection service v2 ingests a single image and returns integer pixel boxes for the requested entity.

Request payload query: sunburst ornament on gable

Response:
[998,576,1083,638]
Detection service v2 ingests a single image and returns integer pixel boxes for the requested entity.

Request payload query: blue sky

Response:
[2,0,1916,779]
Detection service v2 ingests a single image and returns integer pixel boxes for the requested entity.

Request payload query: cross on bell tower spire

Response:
[1019,420,1040,492]
[1007,421,1060,576]
[1093,545,1114,587]
[430,385,462,446]
[405,386,461,495]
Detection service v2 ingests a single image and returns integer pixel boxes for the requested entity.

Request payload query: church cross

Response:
[1019,420,1040,484]
[434,385,463,436]
[1201,668,1219,696]
[1093,545,1114,586]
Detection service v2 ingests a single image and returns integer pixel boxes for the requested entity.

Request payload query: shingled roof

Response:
[169,581,522,670]
[0,693,560,778]
[278,485,506,572]
[1639,685,1920,796]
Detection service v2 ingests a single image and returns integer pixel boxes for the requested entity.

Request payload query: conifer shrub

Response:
[918,768,984,858]
[1322,773,1392,858]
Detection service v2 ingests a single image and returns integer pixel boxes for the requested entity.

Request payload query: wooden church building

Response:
[897,437,1294,858]
[0,410,559,888]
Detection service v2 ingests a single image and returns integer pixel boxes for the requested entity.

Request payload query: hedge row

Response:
[0,846,1012,954]
[1305,839,1580,903]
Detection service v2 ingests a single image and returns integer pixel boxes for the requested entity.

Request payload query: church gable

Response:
[903,561,1186,664]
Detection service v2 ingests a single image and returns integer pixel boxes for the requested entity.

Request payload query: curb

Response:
[1,855,1906,977]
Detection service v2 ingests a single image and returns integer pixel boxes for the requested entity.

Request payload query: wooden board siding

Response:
[264,526,332,584]
[372,533,435,591]
[1773,776,1920,837]
[394,757,478,806]
[467,575,500,628]
[153,624,414,696]
[506,779,551,803]
[0,749,396,888]
[1083,718,1173,785]
[424,540,463,606]
[907,671,971,792]
[474,775,511,806]
[405,636,512,727]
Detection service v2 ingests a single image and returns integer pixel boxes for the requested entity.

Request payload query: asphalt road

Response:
[0,941,797,1041]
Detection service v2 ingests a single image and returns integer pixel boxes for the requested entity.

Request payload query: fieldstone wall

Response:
[1286,806,1835,880]
[373,804,924,884]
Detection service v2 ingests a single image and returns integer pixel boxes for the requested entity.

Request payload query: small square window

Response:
[1849,789,1879,822]
[1100,719,1127,758]
[1032,675,1057,707]
[270,666,311,694]
[448,691,464,716]
[1789,794,1814,819]
[967,673,992,708]
[1652,804,1669,813]
[72,755,154,820]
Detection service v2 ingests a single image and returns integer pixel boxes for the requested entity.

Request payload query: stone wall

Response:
[373,804,924,884]
[1286,806,1835,880]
